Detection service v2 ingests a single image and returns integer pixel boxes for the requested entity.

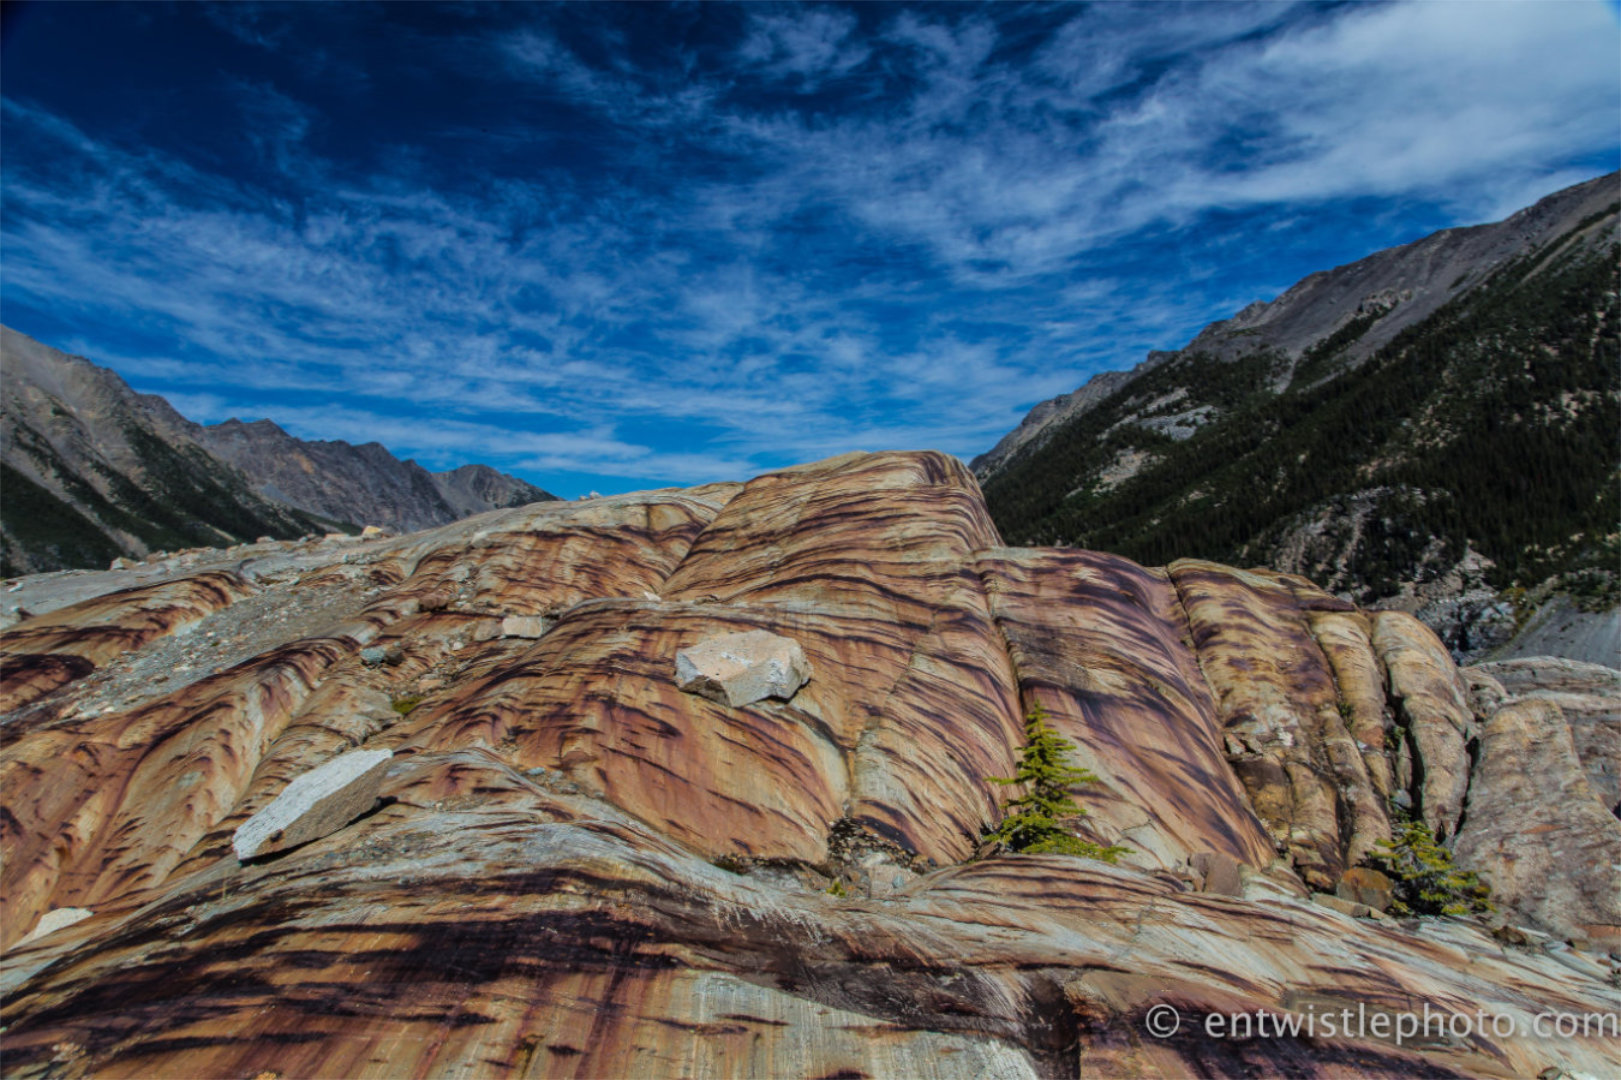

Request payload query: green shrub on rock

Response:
[986,706,1130,863]
[1372,819,1492,917]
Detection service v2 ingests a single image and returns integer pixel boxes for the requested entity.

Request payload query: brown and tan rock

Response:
[1190,850,1247,897]
[1306,610,1396,799]
[976,548,1277,872]
[4,753,1616,1079]
[1473,656,1621,814]
[1370,611,1474,840]
[2,451,1617,1079]
[1335,867,1395,913]
[0,571,257,669]
[1168,562,1389,889]
[0,653,94,713]
[656,452,1025,866]
[1452,698,1621,949]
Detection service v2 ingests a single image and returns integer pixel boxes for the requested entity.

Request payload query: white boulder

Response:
[675,630,812,708]
[21,906,93,944]
[233,749,393,861]
[500,615,550,639]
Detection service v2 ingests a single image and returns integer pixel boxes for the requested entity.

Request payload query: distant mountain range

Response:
[0,327,556,575]
[977,171,1619,658]
[194,418,552,536]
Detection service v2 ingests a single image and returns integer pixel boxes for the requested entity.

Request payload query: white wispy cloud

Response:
[739,7,871,87]
[2,2,1615,496]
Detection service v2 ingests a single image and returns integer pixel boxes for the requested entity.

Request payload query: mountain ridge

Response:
[0,327,557,575]
[976,171,1620,659]
[194,416,555,535]
[974,172,1621,478]
[1,326,332,576]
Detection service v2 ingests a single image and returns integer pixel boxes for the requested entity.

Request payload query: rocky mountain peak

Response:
[197,415,557,534]
[1,327,558,573]
[974,172,1619,662]
[975,171,1621,479]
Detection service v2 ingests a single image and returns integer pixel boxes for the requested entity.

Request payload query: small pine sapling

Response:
[1372,818,1492,917]
[987,706,1130,862]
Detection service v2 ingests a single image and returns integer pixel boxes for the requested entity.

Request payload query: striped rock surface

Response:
[2,451,1617,1078]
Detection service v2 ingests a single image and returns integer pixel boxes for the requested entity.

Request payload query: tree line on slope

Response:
[984,224,1619,605]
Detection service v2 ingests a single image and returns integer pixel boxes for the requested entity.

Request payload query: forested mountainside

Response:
[1,328,556,575]
[980,174,1619,655]
[0,327,332,577]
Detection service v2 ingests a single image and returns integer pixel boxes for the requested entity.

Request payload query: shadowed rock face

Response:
[2,451,1618,1079]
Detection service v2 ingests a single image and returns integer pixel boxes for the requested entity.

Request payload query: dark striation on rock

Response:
[2,452,1618,1078]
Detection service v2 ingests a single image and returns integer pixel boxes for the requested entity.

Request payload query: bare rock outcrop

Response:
[1370,611,1474,840]
[1453,699,1621,949]
[974,548,1276,872]
[2,451,1617,1078]
[1473,656,1621,813]
[1168,561,1391,889]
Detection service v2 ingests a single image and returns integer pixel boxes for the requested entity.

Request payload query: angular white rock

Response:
[676,630,812,708]
[21,906,93,944]
[233,749,393,861]
[500,615,550,639]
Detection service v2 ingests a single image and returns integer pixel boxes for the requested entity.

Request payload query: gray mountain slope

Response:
[1,327,328,575]
[974,171,1621,480]
[1,327,559,573]
[195,420,556,535]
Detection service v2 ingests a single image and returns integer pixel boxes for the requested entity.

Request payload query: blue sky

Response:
[2,2,1617,498]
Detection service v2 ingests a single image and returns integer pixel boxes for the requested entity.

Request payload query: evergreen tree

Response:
[1371,819,1492,917]
[987,706,1129,862]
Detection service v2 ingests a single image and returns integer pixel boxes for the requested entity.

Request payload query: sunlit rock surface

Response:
[1453,699,1621,950]
[231,748,393,860]
[1473,657,1621,814]
[3,451,1618,1078]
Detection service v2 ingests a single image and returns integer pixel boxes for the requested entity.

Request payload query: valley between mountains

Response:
[1,174,1617,1080]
